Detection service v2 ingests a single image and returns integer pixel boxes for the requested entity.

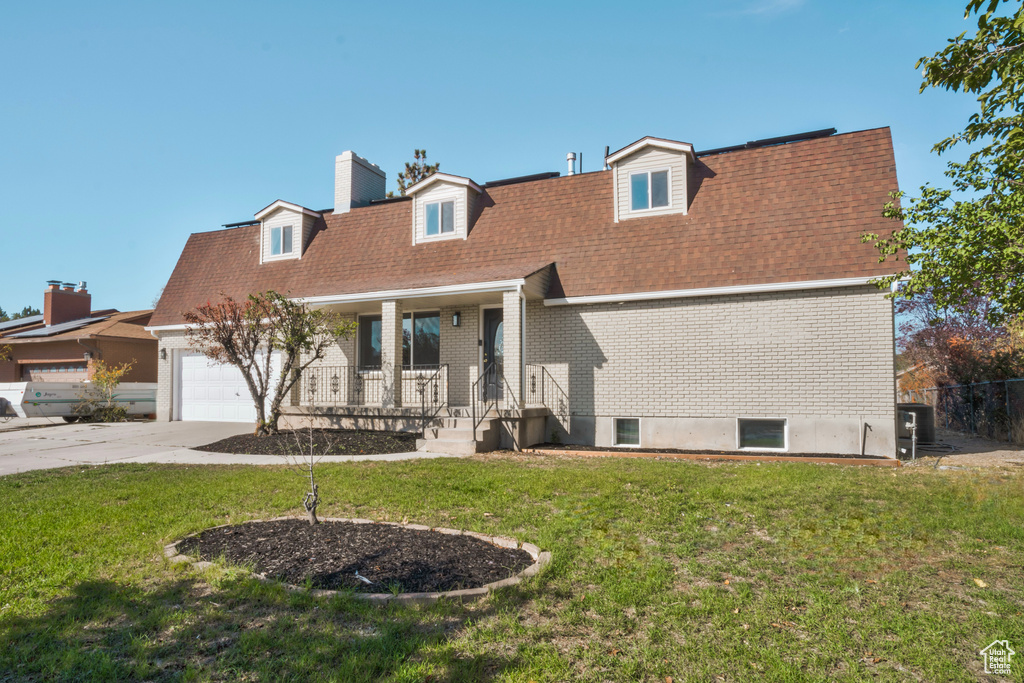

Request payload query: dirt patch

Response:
[196,429,417,456]
[176,519,533,593]
[906,428,1024,469]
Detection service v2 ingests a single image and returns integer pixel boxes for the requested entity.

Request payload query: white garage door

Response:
[178,353,280,422]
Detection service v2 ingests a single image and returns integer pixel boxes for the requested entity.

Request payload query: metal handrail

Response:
[525,362,569,424]
[414,364,448,434]
[471,362,519,430]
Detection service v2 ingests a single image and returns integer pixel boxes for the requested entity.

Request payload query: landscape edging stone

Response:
[163,516,548,605]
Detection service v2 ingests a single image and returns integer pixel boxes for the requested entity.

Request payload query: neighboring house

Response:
[148,127,900,456]
[0,281,157,383]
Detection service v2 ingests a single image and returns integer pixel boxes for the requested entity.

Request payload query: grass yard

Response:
[1,454,1022,682]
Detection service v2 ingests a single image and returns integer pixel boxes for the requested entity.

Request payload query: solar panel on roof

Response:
[7,316,108,338]
[0,314,45,333]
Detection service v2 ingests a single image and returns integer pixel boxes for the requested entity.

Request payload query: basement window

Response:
[425,201,454,236]
[614,418,640,447]
[737,418,788,451]
[629,170,670,211]
[269,225,293,256]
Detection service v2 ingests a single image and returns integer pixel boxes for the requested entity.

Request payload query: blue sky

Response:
[0,0,979,314]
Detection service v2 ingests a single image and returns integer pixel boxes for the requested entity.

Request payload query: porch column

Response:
[502,289,525,409]
[381,300,403,408]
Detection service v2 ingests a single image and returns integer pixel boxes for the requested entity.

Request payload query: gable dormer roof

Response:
[405,172,483,196]
[255,200,322,221]
[605,136,696,165]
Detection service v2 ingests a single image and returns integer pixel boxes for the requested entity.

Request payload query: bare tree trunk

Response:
[304,475,319,525]
[254,401,268,436]
[265,407,281,434]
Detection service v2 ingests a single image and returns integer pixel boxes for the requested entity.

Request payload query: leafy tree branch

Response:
[865,0,1024,323]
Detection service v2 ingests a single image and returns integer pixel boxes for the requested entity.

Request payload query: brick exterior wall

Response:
[525,285,893,419]
[381,300,402,408]
[97,339,158,382]
[439,305,479,407]
[0,338,156,383]
[154,285,895,454]
[155,331,192,421]
[502,290,524,408]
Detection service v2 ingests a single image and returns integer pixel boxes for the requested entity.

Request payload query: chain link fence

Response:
[902,378,1024,443]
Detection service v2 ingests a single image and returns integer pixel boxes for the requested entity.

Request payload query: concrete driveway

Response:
[0,420,456,477]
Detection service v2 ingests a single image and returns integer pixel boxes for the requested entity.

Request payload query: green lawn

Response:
[1,455,1022,682]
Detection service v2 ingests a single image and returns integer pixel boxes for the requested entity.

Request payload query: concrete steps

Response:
[417,410,498,454]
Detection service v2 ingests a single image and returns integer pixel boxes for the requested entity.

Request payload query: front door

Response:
[482,308,504,400]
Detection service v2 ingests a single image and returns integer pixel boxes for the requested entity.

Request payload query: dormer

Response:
[405,172,483,245]
[606,137,695,222]
[255,200,321,263]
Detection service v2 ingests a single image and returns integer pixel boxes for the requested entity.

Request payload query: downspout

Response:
[518,284,526,410]
[889,279,900,458]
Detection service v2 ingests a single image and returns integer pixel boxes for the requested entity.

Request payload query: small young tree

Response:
[184,291,356,436]
[281,408,340,525]
[75,359,135,422]
[386,149,439,197]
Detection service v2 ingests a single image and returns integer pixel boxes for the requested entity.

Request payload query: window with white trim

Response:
[630,170,670,211]
[737,418,787,451]
[269,225,293,256]
[358,312,441,369]
[425,201,455,236]
[614,418,640,446]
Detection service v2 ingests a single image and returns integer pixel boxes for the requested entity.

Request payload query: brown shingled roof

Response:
[1,311,154,344]
[151,127,901,326]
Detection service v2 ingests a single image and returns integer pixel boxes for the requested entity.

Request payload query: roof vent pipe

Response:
[603,146,610,171]
[566,152,576,176]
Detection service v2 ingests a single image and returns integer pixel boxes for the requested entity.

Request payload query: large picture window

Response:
[358,316,382,368]
[359,311,440,369]
[404,312,440,367]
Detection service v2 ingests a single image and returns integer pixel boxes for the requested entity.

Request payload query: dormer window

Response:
[606,137,694,222]
[425,201,455,236]
[254,200,322,263]
[630,170,670,211]
[270,225,293,256]
[405,172,482,245]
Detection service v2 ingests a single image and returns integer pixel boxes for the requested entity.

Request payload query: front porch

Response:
[282,272,566,451]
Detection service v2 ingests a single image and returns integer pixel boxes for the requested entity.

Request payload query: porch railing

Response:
[525,363,569,424]
[472,362,519,430]
[301,364,448,409]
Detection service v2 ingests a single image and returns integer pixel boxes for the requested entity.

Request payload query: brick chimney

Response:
[334,151,386,214]
[43,280,92,326]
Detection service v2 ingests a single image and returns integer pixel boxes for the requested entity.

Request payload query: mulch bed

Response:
[176,519,534,593]
[533,443,890,460]
[197,429,418,456]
